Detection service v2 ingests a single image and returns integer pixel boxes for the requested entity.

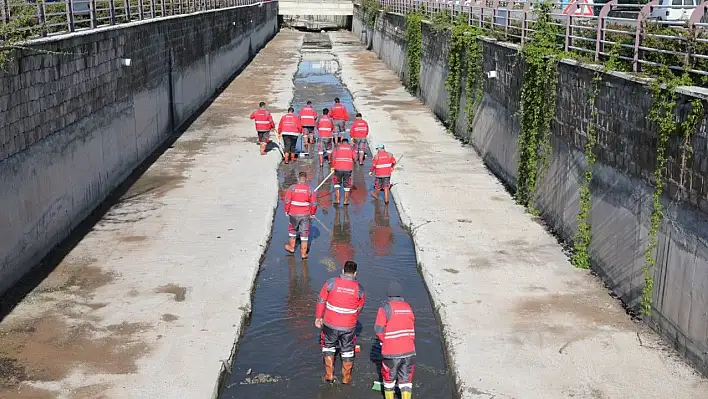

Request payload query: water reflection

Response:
[331,207,354,266]
[371,201,394,257]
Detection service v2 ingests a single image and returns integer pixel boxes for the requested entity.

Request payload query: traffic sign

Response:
[562,0,594,17]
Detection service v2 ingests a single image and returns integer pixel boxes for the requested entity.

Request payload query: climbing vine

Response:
[641,66,704,316]
[404,13,423,94]
[444,15,483,135]
[570,44,623,269]
[0,5,42,67]
[570,72,601,269]
[361,0,381,29]
[515,2,561,211]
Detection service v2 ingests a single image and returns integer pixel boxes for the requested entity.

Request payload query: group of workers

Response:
[250,100,415,398]
[316,262,416,399]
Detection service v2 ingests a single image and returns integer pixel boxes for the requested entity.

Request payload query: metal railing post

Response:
[65,0,75,32]
[89,0,97,28]
[37,0,47,37]
[595,0,615,61]
[521,2,530,44]
[149,0,155,17]
[564,2,577,52]
[109,0,116,25]
[125,0,131,21]
[161,0,166,15]
[0,0,9,25]
[138,0,144,20]
[633,0,658,73]
[687,1,708,68]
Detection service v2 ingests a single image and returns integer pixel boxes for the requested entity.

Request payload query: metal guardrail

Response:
[0,0,274,39]
[363,0,708,76]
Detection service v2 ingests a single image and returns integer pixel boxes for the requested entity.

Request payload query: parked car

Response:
[649,0,698,21]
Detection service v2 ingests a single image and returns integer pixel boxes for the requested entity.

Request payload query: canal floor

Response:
[218,34,454,399]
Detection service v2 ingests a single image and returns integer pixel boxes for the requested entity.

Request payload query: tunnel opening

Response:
[216,32,455,399]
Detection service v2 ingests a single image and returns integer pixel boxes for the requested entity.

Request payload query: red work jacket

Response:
[278,112,302,136]
[332,143,355,171]
[370,150,396,177]
[317,115,335,138]
[316,275,366,331]
[284,183,317,216]
[250,109,275,132]
[374,299,416,358]
[299,105,318,127]
[350,119,369,139]
[330,103,349,121]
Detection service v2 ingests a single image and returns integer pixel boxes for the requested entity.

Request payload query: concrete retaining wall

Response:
[353,7,708,376]
[0,3,278,295]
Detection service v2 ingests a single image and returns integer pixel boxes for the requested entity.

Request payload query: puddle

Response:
[218,33,454,399]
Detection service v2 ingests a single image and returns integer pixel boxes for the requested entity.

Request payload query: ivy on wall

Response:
[0,6,41,67]
[361,0,381,29]
[515,2,560,212]
[641,67,704,316]
[369,2,708,317]
[443,15,484,135]
[571,44,622,269]
[404,13,423,94]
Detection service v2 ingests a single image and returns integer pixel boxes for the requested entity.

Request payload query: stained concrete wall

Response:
[353,7,708,376]
[281,15,350,30]
[0,3,278,295]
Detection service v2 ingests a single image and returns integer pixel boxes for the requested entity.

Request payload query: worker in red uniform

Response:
[299,101,318,155]
[369,144,397,204]
[278,107,302,164]
[350,113,369,165]
[250,101,275,156]
[329,97,349,145]
[374,281,416,399]
[316,108,336,167]
[330,138,357,206]
[330,207,354,267]
[284,171,317,258]
[315,260,366,384]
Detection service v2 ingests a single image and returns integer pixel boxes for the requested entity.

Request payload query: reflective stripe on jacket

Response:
[332,143,355,171]
[284,183,317,215]
[374,298,416,358]
[250,109,275,131]
[299,106,318,127]
[278,112,302,135]
[370,150,396,177]
[317,116,335,138]
[350,119,369,139]
[316,275,366,330]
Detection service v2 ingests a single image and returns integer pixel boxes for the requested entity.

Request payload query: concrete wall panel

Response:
[354,6,708,376]
[0,3,278,295]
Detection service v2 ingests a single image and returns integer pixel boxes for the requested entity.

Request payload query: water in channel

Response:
[218,33,454,399]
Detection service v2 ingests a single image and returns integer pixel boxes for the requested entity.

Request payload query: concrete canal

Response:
[218,33,455,399]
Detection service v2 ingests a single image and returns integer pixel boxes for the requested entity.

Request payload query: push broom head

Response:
[371,381,382,391]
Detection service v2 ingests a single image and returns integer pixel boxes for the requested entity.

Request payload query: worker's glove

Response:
[368,172,373,176]
[330,168,334,174]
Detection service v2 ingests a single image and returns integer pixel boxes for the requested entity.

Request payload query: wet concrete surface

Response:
[219,33,454,399]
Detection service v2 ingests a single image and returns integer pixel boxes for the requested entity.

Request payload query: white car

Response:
[649,0,698,22]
